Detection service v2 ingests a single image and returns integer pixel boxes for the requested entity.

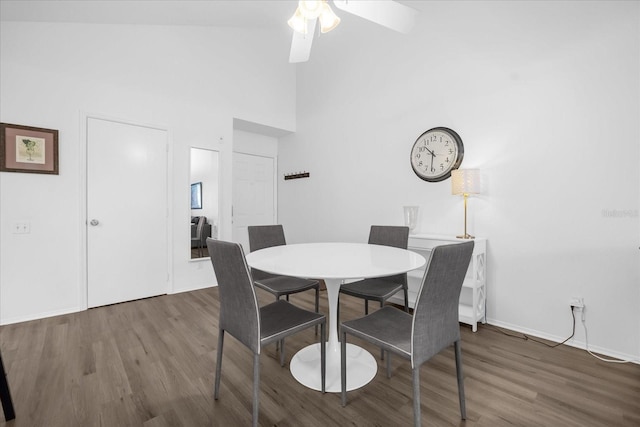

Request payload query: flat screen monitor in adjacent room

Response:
[191,182,202,209]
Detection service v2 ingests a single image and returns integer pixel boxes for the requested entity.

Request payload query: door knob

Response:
[90,219,100,226]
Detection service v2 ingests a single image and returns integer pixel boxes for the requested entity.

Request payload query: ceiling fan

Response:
[287,0,418,63]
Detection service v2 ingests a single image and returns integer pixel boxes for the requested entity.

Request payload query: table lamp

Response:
[451,169,480,239]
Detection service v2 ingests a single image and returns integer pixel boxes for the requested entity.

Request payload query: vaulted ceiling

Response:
[0,1,419,28]
[0,1,294,27]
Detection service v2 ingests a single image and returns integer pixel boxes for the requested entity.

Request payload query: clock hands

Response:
[425,146,436,172]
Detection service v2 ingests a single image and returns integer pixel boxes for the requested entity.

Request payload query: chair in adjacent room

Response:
[190,216,206,258]
[340,241,474,427]
[248,225,320,338]
[339,225,410,318]
[207,238,326,427]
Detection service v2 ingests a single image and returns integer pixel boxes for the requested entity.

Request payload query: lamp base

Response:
[456,234,475,239]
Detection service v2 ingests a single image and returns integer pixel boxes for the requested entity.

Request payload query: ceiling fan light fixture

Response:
[287,7,308,34]
[319,2,340,33]
[288,0,418,63]
[298,0,324,20]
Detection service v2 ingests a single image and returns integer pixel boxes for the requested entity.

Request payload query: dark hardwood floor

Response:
[0,287,638,426]
[190,246,207,259]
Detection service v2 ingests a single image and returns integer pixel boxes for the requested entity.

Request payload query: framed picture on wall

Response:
[0,122,59,175]
[191,182,202,209]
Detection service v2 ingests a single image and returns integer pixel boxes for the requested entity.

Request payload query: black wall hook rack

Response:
[284,172,310,180]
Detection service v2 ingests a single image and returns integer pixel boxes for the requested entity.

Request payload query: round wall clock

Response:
[410,127,464,182]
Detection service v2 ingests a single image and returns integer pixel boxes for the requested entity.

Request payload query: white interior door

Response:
[232,152,275,252]
[87,117,169,308]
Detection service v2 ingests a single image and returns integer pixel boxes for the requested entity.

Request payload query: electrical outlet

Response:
[569,297,584,309]
[12,222,31,234]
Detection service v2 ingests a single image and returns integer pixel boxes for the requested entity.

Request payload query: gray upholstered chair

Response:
[339,225,411,316]
[191,216,206,257]
[248,225,320,335]
[340,241,474,427]
[207,238,326,427]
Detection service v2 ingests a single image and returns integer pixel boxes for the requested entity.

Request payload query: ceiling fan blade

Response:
[332,0,417,34]
[289,18,317,63]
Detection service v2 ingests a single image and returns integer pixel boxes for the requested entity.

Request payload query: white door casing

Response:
[86,117,169,308]
[232,152,275,252]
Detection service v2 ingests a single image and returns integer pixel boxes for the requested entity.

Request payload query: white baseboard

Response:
[0,284,218,326]
[1,306,82,326]
[486,317,639,365]
[169,282,216,295]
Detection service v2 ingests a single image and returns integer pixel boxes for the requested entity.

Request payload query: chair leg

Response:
[252,353,260,427]
[412,367,421,427]
[386,351,391,379]
[320,322,326,393]
[380,301,385,360]
[403,287,409,313]
[0,352,15,421]
[340,330,347,407]
[214,330,224,400]
[275,291,285,364]
[364,299,369,315]
[279,339,286,367]
[315,286,320,335]
[275,295,282,352]
[454,340,467,420]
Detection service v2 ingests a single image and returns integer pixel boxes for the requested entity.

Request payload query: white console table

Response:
[388,234,487,332]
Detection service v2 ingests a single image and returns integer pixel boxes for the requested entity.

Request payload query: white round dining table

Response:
[245,242,426,393]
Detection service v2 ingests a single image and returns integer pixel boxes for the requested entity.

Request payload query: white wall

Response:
[0,21,296,323]
[234,129,279,159]
[1,2,638,361]
[278,1,640,360]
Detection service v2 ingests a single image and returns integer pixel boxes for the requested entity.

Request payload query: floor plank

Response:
[0,287,638,426]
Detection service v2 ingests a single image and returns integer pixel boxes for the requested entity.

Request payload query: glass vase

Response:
[403,206,419,233]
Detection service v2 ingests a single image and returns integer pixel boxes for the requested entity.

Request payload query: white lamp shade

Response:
[288,7,308,34]
[319,2,340,33]
[451,169,481,195]
[299,0,324,19]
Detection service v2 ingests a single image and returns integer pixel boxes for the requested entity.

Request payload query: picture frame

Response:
[191,182,202,209]
[0,122,59,175]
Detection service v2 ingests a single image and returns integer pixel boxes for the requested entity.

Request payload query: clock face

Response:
[410,127,464,182]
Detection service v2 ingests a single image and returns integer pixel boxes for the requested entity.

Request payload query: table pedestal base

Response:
[290,342,377,393]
